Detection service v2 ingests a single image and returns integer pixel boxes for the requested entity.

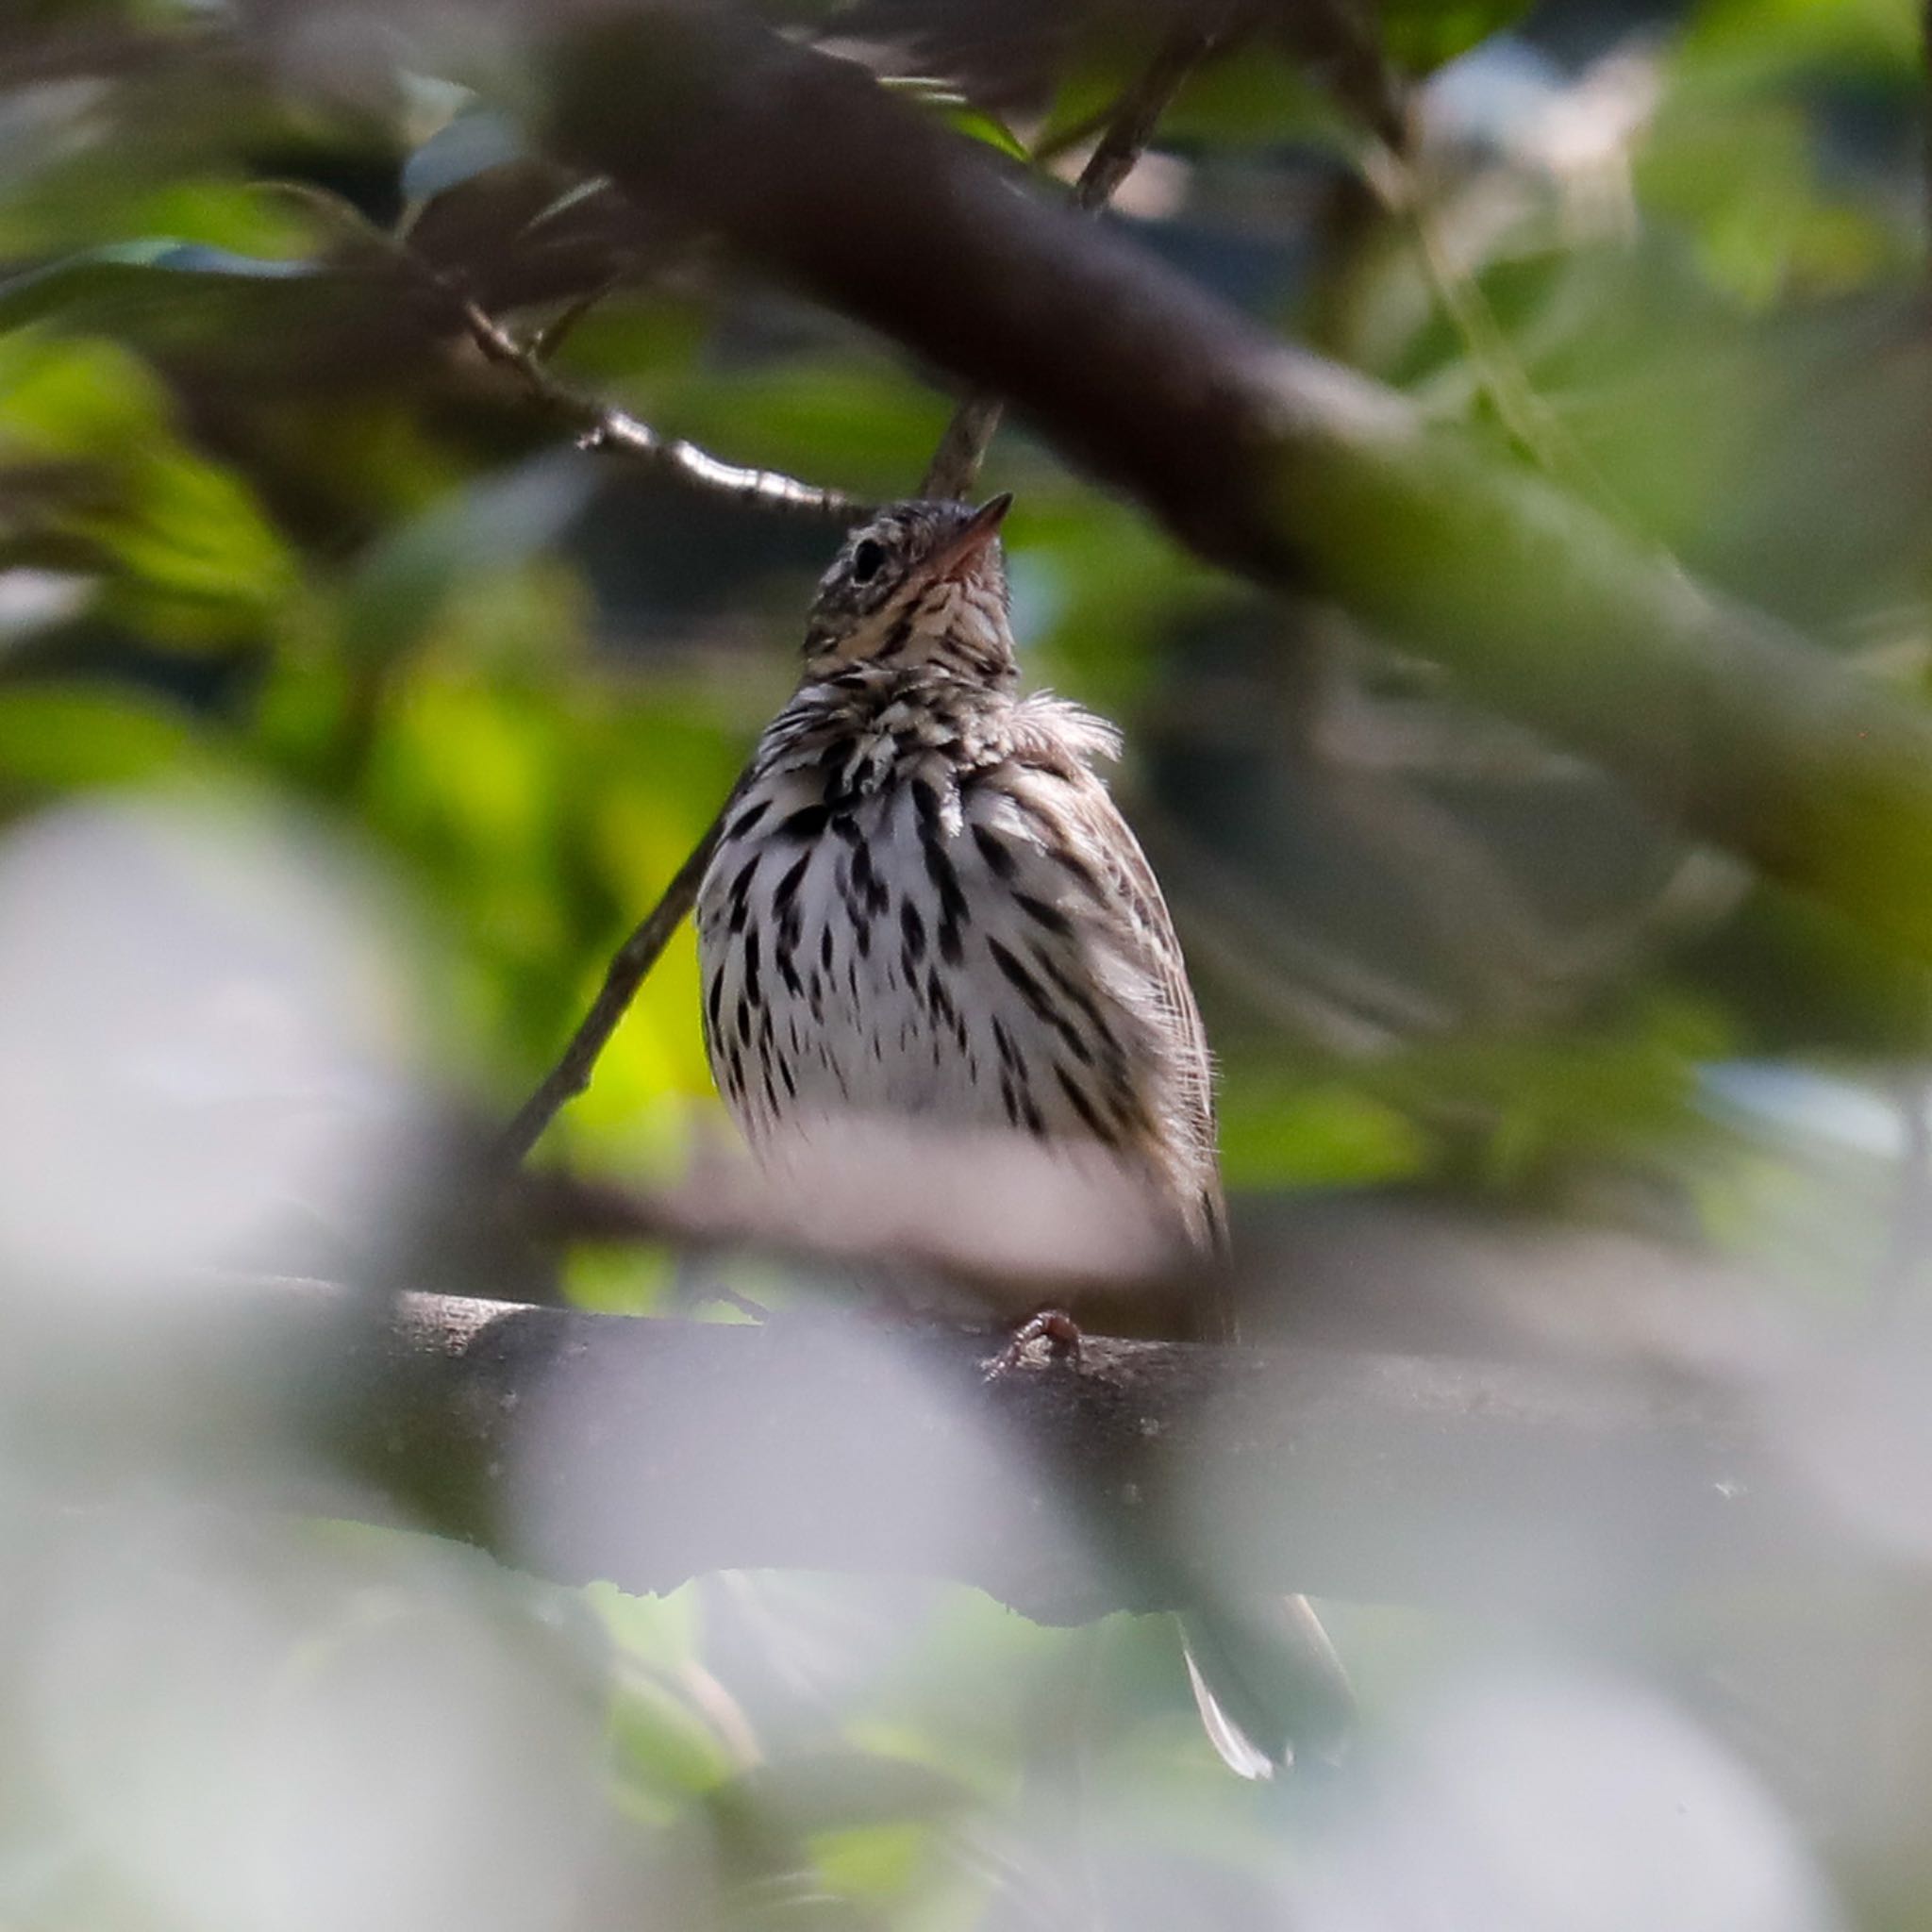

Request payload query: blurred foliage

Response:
[0,0,1929,1925]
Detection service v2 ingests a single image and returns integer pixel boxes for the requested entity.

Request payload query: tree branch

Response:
[216,1287,1805,1624]
[528,5,1932,965]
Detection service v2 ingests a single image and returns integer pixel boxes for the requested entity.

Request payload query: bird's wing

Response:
[999,697,1227,1268]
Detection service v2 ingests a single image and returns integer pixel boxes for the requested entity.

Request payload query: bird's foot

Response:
[982,1307,1084,1378]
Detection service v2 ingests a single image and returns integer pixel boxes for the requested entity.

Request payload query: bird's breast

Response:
[696,763,984,1136]
[694,745,1155,1167]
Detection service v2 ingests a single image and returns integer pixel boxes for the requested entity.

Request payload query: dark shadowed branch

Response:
[208,1287,1811,1623]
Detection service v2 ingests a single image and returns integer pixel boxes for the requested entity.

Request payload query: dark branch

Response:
[532,6,1932,964]
[228,1288,1807,1624]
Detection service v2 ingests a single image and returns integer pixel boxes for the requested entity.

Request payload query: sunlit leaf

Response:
[875,75,1030,162]
[0,331,300,641]
[1218,1078,1431,1190]
[1680,0,1920,81]
[0,686,205,791]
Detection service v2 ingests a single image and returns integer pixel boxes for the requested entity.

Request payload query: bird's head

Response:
[802,494,1015,685]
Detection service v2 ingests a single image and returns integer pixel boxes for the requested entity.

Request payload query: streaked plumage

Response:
[694,495,1352,1774]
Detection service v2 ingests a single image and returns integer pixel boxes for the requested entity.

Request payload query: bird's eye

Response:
[849,538,887,585]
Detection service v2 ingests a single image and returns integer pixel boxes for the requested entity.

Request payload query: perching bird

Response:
[694,493,1354,1775]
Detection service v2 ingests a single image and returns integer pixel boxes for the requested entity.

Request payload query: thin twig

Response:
[498,809,727,1162]
[917,388,1004,504]
[1377,158,1631,524]
[275,179,865,521]
[1029,100,1117,169]
[286,190,856,1150]
[526,272,624,361]
[451,291,867,519]
[923,20,1225,500]
[508,29,1220,1158]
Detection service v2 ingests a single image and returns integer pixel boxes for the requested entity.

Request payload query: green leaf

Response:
[658,361,947,499]
[937,105,1030,164]
[1638,94,1901,307]
[1151,44,1341,148]
[1679,0,1920,85]
[876,76,1029,163]
[1381,0,1536,75]
[0,240,318,335]
[1218,1079,1432,1190]
[0,686,204,791]
[0,332,300,641]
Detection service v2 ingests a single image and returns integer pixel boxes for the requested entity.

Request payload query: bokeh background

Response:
[0,0,1928,1925]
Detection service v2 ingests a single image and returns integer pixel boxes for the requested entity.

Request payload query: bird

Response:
[693,491,1355,1775]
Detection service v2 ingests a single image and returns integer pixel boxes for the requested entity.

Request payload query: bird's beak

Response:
[921,492,1013,588]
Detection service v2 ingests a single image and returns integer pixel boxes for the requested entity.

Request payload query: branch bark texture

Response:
[536,7,1932,962]
[254,1290,1807,1624]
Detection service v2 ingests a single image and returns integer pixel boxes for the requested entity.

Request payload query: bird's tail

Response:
[1178,1593,1356,1778]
